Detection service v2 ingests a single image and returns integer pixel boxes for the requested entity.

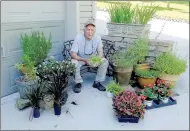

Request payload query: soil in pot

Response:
[159,74,180,88]
[114,66,133,87]
[33,107,40,118]
[137,77,157,88]
[54,103,61,115]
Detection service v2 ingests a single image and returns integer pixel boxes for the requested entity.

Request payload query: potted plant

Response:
[128,38,150,71]
[25,80,44,118]
[112,90,146,123]
[89,55,103,67]
[15,31,52,98]
[106,81,124,97]
[156,79,172,103]
[154,52,187,88]
[112,50,137,86]
[107,2,159,38]
[135,69,160,88]
[141,84,158,106]
[36,59,76,115]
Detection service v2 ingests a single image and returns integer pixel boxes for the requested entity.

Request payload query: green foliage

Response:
[89,55,102,65]
[127,38,149,63]
[20,31,52,65]
[113,50,137,68]
[154,52,187,75]
[143,87,158,100]
[36,60,76,105]
[25,80,45,108]
[135,69,161,78]
[107,2,159,24]
[134,4,159,24]
[107,2,135,23]
[106,81,124,96]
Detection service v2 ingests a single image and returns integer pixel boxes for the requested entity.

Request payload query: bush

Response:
[107,2,159,24]
[20,31,52,66]
[106,81,124,96]
[135,69,160,78]
[154,52,187,75]
[113,90,145,118]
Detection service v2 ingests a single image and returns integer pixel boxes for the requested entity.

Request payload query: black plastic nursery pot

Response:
[33,107,40,118]
[54,103,61,115]
[117,115,139,123]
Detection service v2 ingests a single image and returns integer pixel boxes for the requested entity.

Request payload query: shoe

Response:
[92,81,106,91]
[73,83,82,93]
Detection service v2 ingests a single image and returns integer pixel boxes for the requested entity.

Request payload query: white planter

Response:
[161,97,169,103]
[107,23,150,39]
[107,91,113,98]
[144,100,153,107]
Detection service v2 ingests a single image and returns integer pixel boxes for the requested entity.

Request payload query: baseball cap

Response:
[84,19,96,27]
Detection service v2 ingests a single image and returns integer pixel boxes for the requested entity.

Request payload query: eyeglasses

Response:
[84,39,94,55]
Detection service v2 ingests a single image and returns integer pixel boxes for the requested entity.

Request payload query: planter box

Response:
[107,23,150,39]
[117,115,140,123]
[145,97,177,110]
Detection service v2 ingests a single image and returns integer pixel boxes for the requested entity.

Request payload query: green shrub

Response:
[107,2,159,24]
[113,50,137,68]
[154,52,187,75]
[135,69,160,78]
[127,38,149,63]
[106,81,124,96]
[20,31,52,66]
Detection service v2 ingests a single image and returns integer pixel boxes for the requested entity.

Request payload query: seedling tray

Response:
[146,97,177,110]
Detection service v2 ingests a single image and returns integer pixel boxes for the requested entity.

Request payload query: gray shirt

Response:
[71,33,103,58]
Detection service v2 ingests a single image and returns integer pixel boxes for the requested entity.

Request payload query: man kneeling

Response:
[70,19,108,93]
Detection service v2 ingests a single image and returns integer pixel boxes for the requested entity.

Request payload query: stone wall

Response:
[101,35,174,64]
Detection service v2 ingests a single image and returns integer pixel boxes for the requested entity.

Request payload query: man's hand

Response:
[84,59,92,66]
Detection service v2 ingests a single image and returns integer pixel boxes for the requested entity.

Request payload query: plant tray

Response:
[117,115,139,123]
[146,97,177,110]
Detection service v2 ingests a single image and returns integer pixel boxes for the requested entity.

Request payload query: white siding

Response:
[1,1,65,23]
[79,1,96,32]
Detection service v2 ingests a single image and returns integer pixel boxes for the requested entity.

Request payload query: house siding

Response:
[1,1,66,97]
[79,1,96,32]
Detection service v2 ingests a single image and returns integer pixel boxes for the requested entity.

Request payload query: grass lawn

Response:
[97,1,189,21]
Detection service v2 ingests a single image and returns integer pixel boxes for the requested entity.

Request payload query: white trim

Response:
[76,1,80,34]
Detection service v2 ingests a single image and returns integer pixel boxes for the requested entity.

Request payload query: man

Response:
[70,19,108,93]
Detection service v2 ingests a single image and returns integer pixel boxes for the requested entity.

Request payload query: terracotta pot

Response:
[159,74,180,88]
[134,63,151,71]
[114,66,133,87]
[137,77,157,88]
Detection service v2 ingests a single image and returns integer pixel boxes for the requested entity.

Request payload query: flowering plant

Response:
[142,84,158,101]
[156,79,172,100]
[112,90,145,118]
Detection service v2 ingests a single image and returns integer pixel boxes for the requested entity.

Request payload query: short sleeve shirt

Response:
[70,33,103,58]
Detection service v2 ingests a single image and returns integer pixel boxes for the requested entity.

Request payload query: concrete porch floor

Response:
[1,70,189,130]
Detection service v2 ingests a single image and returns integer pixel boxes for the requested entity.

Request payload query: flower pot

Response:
[159,74,180,88]
[117,115,139,123]
[161,97,169,103]
[107,91,113,98]
[137,77,157,88]
[107,22,150,39]
[134,63,151,71]
[15,76,37,99]
[54,103,61,115]
[144,100,153,107]
[33,107,40,118]
[114,66,133,87]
